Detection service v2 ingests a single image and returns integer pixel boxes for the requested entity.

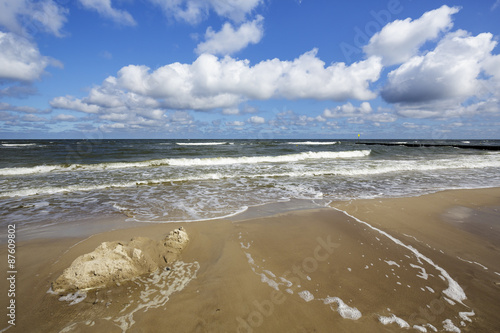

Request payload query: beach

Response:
[1,187,499,332]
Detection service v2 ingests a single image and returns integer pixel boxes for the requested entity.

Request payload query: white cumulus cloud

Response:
[381,30,497,104]
[323,102,373,118]
[364,5,459,66]
[196,15,264,55]
[53,49,381,117]
[0,31,61,82]
[248,115,265,124]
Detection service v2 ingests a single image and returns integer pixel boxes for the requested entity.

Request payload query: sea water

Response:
[1,139,500,231]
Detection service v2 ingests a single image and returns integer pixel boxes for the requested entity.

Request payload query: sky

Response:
[1,0,500,139]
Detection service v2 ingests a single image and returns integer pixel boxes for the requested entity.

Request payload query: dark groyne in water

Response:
[356,142,500,151]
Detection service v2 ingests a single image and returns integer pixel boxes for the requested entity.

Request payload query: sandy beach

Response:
[1,187,500,332]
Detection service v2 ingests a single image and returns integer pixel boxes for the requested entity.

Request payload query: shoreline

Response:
[1,187,499,332]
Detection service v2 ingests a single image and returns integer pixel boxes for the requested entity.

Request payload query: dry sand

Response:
[1,188,499,332]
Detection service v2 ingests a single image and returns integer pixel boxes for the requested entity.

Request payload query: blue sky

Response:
[1,0,500,139]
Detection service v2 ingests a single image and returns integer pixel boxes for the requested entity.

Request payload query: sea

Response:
[1,139,500,237]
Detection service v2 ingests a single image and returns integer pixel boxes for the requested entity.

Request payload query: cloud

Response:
[268,110,327,129]
[53,49,381,121]
[381,30,497,105]
[492,0,500,11]
[100,50,113,60]
[195,15,264,55]
[323,102,372,118]
[248,115,265,124]
[50,96,101,113]
[0,102,50,114]
[482,54,500,80]
[322,102,397,125]
[222,108,240,115]
[21,114,47,122]
[53,114,78,121]
[364,5,459,66]
[149,0,263,24]
[79,0,136,26]
[226,120,245,126]
[395,98,500,119]
[0,0,68,37]
[0,31,62,82]
[0,84,37,98]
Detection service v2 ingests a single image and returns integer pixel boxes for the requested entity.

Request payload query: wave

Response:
[3,154,500,198]
[287,141,337,145]
[0,150,371,176]
[2,143,38,147]
[176,142,227,146]
[165,150,370,166]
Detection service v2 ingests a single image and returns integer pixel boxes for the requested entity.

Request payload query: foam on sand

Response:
[333,208,468,305]
[378,314,410,328]
[442,319,461,332]
[58,260,200,333]
[298,290,314,302]
[113,260,200,332]
[323,297,362,320]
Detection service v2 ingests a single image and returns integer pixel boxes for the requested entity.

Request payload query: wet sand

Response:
[1,188,500,332]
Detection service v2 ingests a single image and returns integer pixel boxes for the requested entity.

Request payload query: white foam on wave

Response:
[3,148,499,182]
[1,143,38,147]
[166,150,371,167]
[176,142,227,146]
[0,150,371,176]
[287,141,337,145]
